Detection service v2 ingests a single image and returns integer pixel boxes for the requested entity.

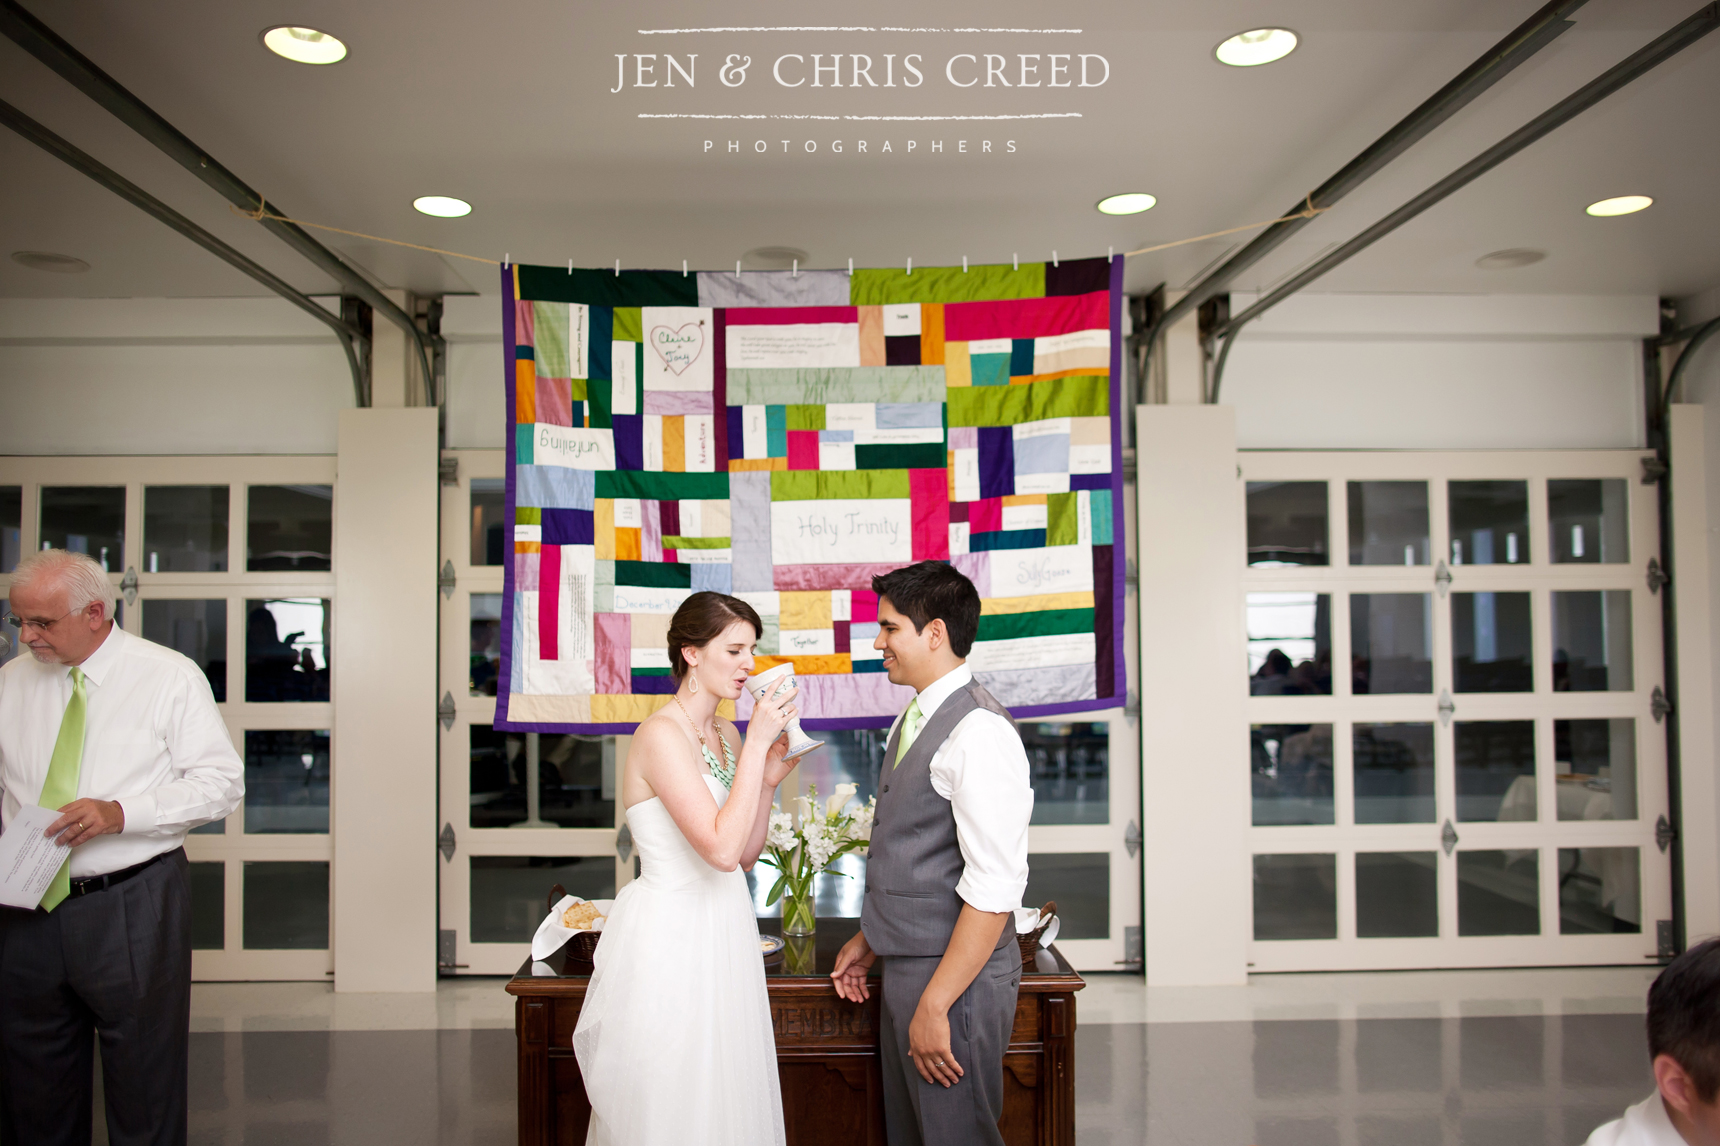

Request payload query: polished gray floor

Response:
[151,1014,1654,1144]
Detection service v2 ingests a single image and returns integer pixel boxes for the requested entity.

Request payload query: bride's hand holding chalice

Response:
[744,670,806,786]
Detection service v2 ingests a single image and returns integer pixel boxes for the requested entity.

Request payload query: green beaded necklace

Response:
[673,695,737,790]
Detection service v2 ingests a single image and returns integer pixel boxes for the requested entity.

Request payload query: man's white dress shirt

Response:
[885,663,1033,913]
[0,625,243,878]
[1584,1092,1689,1146]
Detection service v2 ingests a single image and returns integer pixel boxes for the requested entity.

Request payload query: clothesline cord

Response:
[231,194,1331,272]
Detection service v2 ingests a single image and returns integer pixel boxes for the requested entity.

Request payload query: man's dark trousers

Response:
[0,848,191,1146]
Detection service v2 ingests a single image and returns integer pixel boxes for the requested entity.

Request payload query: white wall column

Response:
[1136,405,1250,985]
[333,407,440,991]
[1671,405,1720,943]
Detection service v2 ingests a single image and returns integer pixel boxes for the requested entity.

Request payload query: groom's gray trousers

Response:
[877,940,1021,1146]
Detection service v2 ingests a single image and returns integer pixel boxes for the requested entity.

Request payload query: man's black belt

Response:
[66,849,175,899]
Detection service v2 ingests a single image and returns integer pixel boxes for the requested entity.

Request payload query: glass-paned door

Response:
[438,450,1142,974]
[1241,452,1668,971]
[0,458,337,980]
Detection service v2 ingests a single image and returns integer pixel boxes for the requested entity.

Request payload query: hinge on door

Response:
[1656,814,1676,854]
[1123,819,1142,859]
[1647,558,1670,595]
[1123,689,1140,723]
[438,821,456,861]
[1124,559,1139,593]
[120,566,139,606]
[1658,920,1678,960]
[1642,456,1668,484]
[438,691,456,730]
[1433,560,1452,598]
[439,559,456,598]
[616,822,635,864]
[439,456,459,485]
[1441,819,1459,856]
[1652,686,1672,724]
[1438,690,1456,727]
[1116,925,1143,969]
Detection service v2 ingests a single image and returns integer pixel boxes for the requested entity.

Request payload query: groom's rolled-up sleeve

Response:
[929,710,1034,913]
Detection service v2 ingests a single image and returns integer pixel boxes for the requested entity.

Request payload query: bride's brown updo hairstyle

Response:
[666,592,764,681]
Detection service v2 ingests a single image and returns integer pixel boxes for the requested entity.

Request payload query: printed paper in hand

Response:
[0,805,71,909]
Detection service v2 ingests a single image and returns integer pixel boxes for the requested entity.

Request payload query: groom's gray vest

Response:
[861,678,1019,958]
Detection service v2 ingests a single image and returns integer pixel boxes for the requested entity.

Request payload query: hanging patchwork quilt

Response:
[496,257,1126,732]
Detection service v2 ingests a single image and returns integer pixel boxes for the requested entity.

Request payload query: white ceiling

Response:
[1,0,1716,306]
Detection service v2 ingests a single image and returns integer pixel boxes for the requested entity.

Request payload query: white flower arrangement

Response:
[756,782,875,935]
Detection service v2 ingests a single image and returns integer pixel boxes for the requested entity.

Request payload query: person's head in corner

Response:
[870,561,980,694]
[1649,937,1720,1142]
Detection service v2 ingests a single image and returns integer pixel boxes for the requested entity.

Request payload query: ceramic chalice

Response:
[745,663,824,760]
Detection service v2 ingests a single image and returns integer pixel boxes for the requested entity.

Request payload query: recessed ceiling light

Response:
[1585,195,1653,217]
[413,196,472,218]
[1475,248,1546,270]
[262,26,347,65]
[11,250,90,274]
[1216,28,1299,67]
[1096,193,1157,216]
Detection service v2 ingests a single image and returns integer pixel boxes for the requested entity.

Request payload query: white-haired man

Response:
[0,549,242,1145]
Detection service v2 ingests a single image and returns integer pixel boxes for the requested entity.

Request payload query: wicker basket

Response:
[1016,901,1057,966]
[548,883,603,961]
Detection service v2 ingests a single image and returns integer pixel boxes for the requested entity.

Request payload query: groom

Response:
[831,561,1033,1146]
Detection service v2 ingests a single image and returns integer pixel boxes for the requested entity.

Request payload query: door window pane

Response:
[1246,481,1327,567]
[1556,718,1636,820]
[470,594,503,696]
[1021,723,1109,825]
[244,730,330,834]
[247,485,332,571]
[1456,721,1536,822]
[190,861,225,950]
[1449,481,1528,565]
[245,598,330,702]
[143,486,229,572]
[1457,850,1540,936]
[1347,482,1429,566]
[1251,724,1333,826]
[41,486,124,570]
[1356,852,1438,938]
[141,599,227,701]
[191,817,225,835]
[469,856,615,944]
[471,479,507,566]
[1558,847,1640,934]
[1248,593,1331,695]
[242,861,329,949]
[0,612,20,670]
[1552,590,1633,692]
[1023,853,1109,940]
[0,486,20,573]
[1452,592,1533,692]
[468,728,617,829]
[1549,479,1628,564]
[1253,853,1336,940]
[1350,594,1432,693]
[1353,723,1435,824]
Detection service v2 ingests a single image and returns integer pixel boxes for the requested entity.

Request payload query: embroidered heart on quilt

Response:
[649,322,705,376]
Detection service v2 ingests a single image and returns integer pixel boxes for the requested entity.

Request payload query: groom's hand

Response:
[909,1000,963,1088]
[831,932,875,1002]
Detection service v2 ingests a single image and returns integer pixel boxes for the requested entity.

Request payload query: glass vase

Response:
[782,884,816,937]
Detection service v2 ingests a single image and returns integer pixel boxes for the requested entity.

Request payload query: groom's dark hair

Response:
[871,562,980,658]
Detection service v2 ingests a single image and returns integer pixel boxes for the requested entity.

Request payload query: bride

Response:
[574,591,802,1145]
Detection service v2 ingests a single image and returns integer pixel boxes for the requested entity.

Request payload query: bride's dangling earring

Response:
[688,670,699,695]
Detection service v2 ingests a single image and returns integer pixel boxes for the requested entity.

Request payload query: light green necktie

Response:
[893,697,924,768]
[38,666,86,912]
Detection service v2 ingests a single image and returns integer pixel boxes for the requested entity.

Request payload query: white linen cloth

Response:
[0,625,242,877]
[574,774,785,1146]
[884,663,1033,913]
[1583,1092,1686,1145]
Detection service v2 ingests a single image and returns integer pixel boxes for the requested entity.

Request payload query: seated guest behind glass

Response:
[1587,937,1720,1145]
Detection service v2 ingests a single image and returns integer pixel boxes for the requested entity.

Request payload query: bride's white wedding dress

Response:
[573,773,786,1145]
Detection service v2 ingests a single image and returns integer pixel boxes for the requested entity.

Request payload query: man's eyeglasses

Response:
[3,610,76,632]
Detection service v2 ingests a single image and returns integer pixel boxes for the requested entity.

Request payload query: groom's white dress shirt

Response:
[0,625,243,877]
[885,663,1033,913]
[1583,1093,1689,1146]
